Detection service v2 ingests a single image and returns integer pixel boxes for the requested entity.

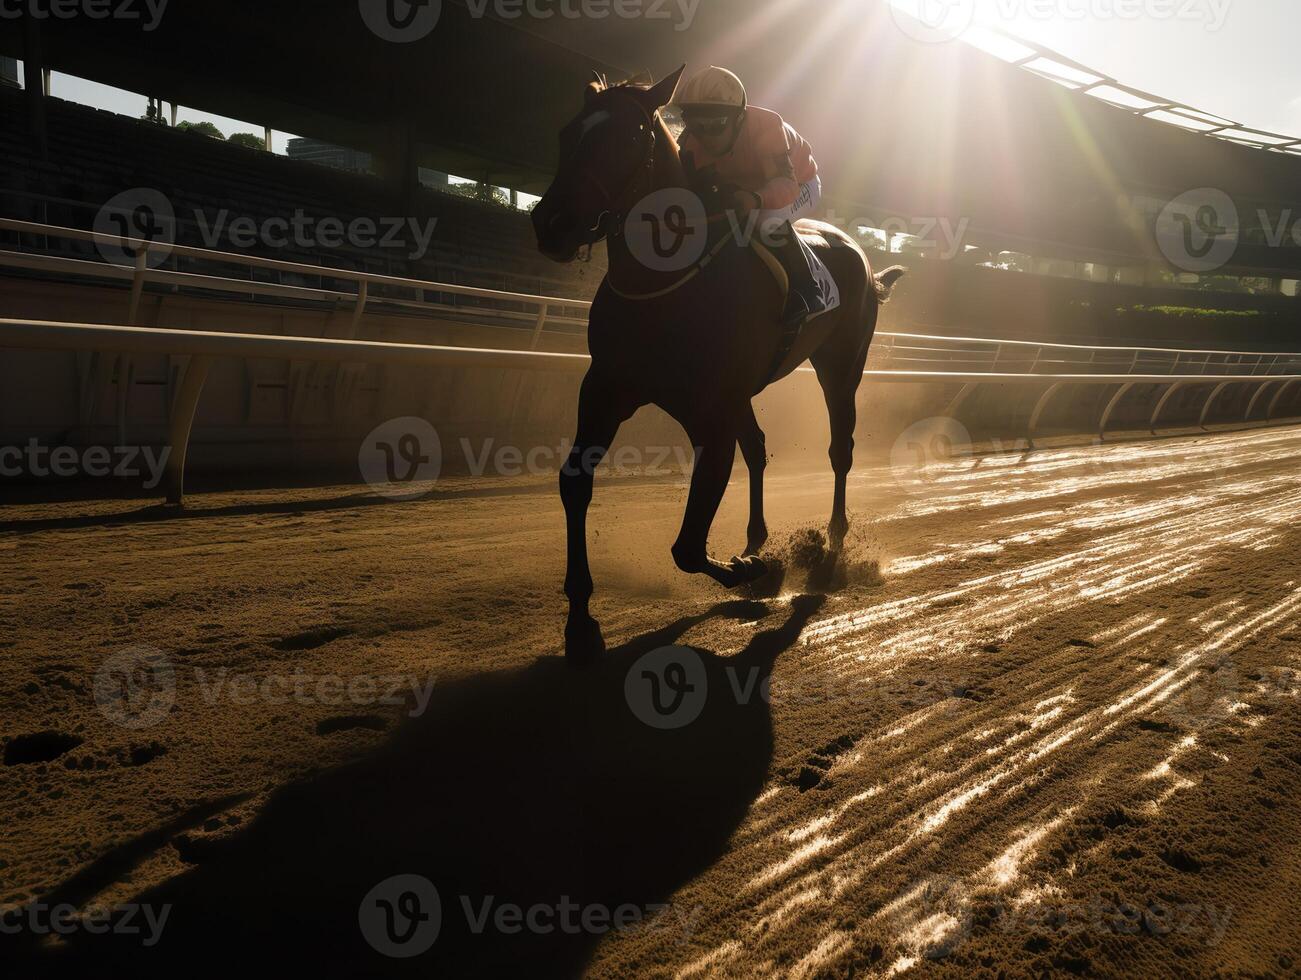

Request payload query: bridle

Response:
[570,90,660,242]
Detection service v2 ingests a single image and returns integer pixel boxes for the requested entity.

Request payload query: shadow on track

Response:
[18,593,825,978]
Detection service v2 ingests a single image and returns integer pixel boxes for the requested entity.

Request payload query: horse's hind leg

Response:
[672,416,767,588]
[560,369,640,664]
[738,406,768,557]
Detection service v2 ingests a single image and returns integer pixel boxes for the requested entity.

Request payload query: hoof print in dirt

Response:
[271,625,352,652]
[792,734,856,792]
[3,732,84,766]
[315,714,387,736]
[1158,847,1203,874]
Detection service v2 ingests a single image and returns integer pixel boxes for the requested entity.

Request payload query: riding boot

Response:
[772,221,827,330]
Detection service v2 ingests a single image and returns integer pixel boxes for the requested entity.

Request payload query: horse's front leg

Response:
[560,370,640,664]
[672,416,768,588]
[738,406,768,557]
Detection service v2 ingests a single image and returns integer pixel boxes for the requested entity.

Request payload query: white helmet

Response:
[676,66,747,111]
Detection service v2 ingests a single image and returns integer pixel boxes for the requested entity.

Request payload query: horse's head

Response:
[533,66,685,262]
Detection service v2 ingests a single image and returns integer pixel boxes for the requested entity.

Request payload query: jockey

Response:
[674,65,828,329]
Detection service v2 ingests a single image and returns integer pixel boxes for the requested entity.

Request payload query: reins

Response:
[592,91,746,302]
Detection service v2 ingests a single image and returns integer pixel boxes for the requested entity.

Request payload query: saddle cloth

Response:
[750,230,841,390]
[750,232,841,318]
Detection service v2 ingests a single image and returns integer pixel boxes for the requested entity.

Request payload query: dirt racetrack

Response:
[3,425,1301,977]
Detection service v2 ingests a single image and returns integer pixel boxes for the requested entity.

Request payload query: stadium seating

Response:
[0,87,607,303]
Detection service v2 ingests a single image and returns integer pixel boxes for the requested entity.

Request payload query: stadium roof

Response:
[3,0,1299,273]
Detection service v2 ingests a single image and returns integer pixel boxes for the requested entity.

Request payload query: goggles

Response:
[682,108,738,135]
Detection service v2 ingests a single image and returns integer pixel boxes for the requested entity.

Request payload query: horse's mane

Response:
[590,70,655,93]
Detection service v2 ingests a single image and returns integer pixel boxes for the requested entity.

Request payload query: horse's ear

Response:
[641,64,686,110]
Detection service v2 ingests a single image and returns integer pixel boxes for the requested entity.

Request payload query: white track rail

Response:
[4,219,1301,504]
[5,318,1301,506]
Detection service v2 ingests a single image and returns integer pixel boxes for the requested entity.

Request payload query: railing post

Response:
[1245,380,1275,422]
[530,302,549,350]
[163,354,214,507]
[1149,381,1188,434]
[1198,381,1232,430]
[1098,382,1135,442]
[1027,382,1065,450]
[127,245,149,325]
[1267,379,1299,420]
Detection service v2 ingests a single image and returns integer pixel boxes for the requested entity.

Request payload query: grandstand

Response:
[1,0,1300,485]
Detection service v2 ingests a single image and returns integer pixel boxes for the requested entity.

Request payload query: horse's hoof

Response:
[726,554,768,586]
[565,616,605,667]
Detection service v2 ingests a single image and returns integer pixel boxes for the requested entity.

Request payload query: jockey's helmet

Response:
[677,66,747,112]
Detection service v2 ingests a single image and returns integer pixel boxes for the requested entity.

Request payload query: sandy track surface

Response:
[3,427,1301,977]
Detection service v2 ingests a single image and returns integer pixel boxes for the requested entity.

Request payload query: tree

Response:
[176,120,225,140]
[228,132,266,151]
[445,182,510,208]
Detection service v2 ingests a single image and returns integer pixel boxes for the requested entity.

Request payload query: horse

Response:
[532,66,905,663]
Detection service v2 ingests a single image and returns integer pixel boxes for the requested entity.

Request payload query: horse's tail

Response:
[873,265,907,305]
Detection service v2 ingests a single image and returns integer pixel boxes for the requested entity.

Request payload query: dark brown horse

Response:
[533,67,904,662]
